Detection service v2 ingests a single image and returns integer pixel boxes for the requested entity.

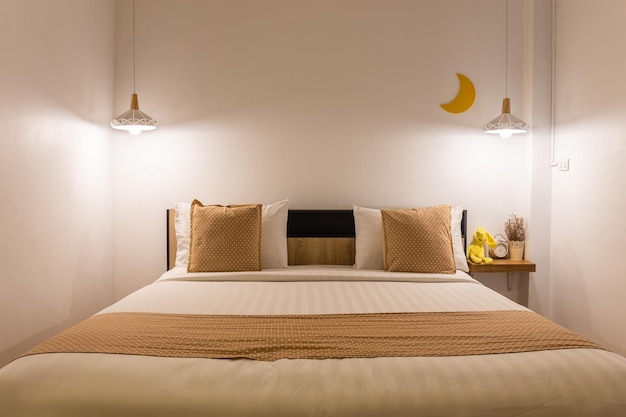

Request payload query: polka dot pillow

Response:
[381,205,455,274]
[187,200,262,272]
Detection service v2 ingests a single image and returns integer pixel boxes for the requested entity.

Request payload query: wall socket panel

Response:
[557,159,570,171]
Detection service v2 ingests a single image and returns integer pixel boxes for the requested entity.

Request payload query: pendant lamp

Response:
[111,0,157,135]
[483,0,528,138]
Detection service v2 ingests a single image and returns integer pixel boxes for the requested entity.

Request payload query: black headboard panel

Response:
[461,209,467,246]
[287,210,355,238]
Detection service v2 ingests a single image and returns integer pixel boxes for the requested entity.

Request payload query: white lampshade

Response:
[483,98,528,138]
[111,93,157,135]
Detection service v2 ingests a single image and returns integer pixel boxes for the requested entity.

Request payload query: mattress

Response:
[1,266,625,417]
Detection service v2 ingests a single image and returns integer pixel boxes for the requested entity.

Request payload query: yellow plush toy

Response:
[466,227,497,265]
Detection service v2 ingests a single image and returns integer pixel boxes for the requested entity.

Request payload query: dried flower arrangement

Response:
[504,214,527,241]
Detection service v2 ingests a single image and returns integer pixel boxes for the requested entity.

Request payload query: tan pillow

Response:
[381,205,455,274]
[187,200,262,272]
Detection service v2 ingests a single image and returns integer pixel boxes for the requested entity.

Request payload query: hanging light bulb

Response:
[111,0,157,134]
[483,0,528,138]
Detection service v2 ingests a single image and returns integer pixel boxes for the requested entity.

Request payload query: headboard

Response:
[167,209,467,270]
[286,210,356,266]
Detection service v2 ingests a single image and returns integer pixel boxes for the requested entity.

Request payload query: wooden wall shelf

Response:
[468,259,536,307]
[468,259,536,274]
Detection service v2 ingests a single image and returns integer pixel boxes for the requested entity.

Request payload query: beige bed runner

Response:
[22,311,602,361]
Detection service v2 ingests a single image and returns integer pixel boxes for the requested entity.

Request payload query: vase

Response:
[509,240,525,260]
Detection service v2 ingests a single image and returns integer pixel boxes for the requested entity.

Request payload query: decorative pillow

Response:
[174,202,191,268]
[353,205,468,272]
[450,206,469,272]
[174,199,288,269]
[381,205,456,274]
[260,199,289,268]
[187,200,262,272]
[353,205,384,269]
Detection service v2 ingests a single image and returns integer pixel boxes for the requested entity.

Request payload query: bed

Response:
[0,201,625,417]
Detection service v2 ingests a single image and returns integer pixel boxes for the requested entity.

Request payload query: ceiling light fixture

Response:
[483,0,528,138]
[111,0,157,135]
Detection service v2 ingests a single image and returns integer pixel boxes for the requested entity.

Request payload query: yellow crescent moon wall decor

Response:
[440,73,476,114]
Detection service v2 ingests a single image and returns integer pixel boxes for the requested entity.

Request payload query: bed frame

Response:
[166,209,467,269]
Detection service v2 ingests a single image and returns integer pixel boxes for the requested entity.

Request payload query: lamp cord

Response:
[505,0,509,99]
[132,0,136,94]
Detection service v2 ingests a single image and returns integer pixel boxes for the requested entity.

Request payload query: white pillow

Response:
[260,199,289,269]
[174,202,191,268]
[173,199,289,269]
[450,206,469,272]
[353,205,469,272]
[353,205,384,270]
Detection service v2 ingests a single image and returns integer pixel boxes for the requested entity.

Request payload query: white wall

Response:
[113,0,536,297]
[550,0,626,355]
[0,0,115,367]
[2,0,622,367]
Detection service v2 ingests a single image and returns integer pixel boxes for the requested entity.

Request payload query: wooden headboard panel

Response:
[286,210,355,266]
[167,209,467,270]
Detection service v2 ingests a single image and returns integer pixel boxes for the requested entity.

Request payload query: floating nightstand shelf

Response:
[468,259,536,306]
[468,259,536,274]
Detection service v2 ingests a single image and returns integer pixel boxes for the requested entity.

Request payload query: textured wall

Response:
[0,0,115,367]
[550,0,626,355]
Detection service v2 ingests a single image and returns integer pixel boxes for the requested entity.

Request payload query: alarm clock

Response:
[489,234,509,259]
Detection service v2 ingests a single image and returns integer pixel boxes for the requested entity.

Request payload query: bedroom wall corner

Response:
[0,0,116,368]
[522,0,553,316]
[550,0,626,356]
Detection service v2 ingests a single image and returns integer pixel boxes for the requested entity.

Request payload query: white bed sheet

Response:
[1,266,625,417]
